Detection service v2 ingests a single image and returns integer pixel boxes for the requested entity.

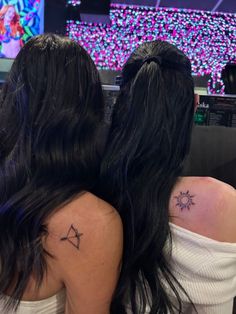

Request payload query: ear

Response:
[194,94,199,113]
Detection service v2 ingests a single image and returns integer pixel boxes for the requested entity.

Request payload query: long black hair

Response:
[0,34,104,309]
[100,40,195,313]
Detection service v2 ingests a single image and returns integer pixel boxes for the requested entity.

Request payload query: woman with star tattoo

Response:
[0,34,122,313]
[99,40,236,313]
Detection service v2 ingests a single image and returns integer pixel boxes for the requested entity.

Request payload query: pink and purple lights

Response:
[67,4,236,93]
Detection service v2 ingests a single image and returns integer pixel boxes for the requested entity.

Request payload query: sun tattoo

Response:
[60,224,83,250]
[174,190,195,210]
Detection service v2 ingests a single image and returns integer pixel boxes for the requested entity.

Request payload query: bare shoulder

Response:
[169,176,236,242]
[45,191,123,255]
[44,192,123,313]
[46,191,122,235]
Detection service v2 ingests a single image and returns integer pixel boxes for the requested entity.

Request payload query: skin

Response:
[5,95,234,311]
[169,176,236,243]
[169,94,236,243]
[16,192,123,314]
[1,40,21,58]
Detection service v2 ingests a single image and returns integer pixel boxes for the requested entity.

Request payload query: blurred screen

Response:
[0,0,44,58]
[102,85,236,128]
[196,95,236,127]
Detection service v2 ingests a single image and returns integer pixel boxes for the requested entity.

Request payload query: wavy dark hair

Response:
[100,40,195,313]
[0,34,104,309]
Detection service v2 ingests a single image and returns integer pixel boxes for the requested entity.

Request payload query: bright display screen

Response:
[0,0,44,58]
[67,3,236,93]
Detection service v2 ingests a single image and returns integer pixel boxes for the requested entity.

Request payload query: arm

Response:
[46,193,123,314]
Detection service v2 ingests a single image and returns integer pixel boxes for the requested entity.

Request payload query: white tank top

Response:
[126,223,236,314]
[0,289,65,314]
[168,223,236,313]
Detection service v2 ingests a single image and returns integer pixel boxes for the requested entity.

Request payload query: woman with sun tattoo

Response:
[0,34,122,313]
[99,40,236,313]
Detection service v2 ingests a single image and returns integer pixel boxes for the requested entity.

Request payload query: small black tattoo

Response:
[60,224,83,250]
[174,190,195,210]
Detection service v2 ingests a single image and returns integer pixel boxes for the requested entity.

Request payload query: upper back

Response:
[6,192,123,314]
[169,176,236,243]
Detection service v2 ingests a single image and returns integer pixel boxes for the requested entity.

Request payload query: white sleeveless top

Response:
[168,223,236,314]
[2,224,236,313]
[0,289,65,314]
